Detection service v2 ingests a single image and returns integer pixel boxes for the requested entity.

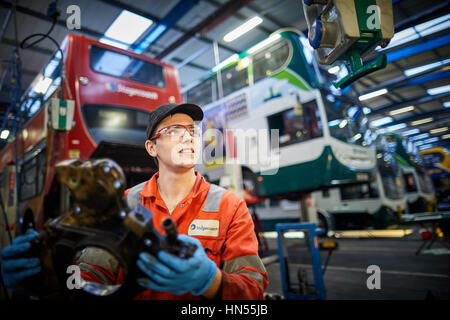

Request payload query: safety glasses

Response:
[150,123,201,140]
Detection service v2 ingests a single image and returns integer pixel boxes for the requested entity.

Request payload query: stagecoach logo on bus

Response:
[104,82,158,100]
[104,82,115,92]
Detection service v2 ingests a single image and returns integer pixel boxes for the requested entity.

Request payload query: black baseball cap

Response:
[146,103,204,140]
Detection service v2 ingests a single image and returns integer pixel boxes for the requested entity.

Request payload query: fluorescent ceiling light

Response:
[411,133,430,140]
[401,128,420,136]
[444,101,450,108]
[414,140,426,146]
[212,54,239,72]
[223,16,263,42]
[389,105,414,116]
[34,76,53,94]
[430,126,448,134]
[351,133,362,141]
[385,123,407,131]
[404,58,450,77]
[421,137,440,144]
[247,34,281,54]
[410,117,433,126]
[441,133,450,139]
[385,28,420,49]
[328,66,340,74]
[359,88,388,101]
[338,119,348,128]
[104,10,153,46]
[328,119,341,127]
[99,37,129,50]
[427,84,450,95]
[415,13,450,37]
[347,106,359,118]
[419,144,434,150]
[363,107,372,114]
[0,130,9,139]
[380,14,450,51]
[370,116,393,127]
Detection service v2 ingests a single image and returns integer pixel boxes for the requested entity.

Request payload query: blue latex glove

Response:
[137,234,217,296]
[1,230,41,291]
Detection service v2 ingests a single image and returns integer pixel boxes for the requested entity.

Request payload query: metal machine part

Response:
[302,0,394,88]
[25,158,196,299]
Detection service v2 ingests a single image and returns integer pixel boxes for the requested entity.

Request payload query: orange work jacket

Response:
[125,171,268,300]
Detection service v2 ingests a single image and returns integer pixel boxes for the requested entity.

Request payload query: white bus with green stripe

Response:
[254,149,408,232]
[185,28,376,203]
[382,133,437,213]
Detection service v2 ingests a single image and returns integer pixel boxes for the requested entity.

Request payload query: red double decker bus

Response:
[0,34,182,234]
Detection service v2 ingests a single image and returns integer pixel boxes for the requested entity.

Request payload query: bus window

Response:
[377,152,405,200]
[322,90,367,146]
[186,76,218,107]
[20,147,46,201]
[326,108,365,145]
[416,168,434,194]
[221,64,249,97]
[269,199,280,207]
[340,182,378,200]
[90,45,165,87]
[43,51,62,79]
[253,38,291,83]
[81,105,150,146]
[422,152,444,167]
[370,179,380,198]
[267,100,322,147]
[403,172,418,192]
[380,171,405,200]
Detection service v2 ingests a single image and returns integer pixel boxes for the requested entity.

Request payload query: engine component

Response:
[25,158,196,299]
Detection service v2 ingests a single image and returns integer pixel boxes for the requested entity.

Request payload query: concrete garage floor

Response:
[261,228,450,300]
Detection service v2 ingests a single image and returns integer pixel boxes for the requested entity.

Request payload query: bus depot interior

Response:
[0,0,449,301]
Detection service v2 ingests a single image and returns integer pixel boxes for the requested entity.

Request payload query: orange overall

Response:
[125,171,268,300]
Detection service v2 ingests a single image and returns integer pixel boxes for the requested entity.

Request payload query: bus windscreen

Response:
[90,45,166,87]
[82,104,150,146]
[267,100,323,147]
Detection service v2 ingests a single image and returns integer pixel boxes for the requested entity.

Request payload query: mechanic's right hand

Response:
[1,230,41,291]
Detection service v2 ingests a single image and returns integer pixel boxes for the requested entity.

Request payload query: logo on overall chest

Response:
[188,219,219,237]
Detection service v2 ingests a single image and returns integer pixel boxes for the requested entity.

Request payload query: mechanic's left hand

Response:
[136,234,217,296]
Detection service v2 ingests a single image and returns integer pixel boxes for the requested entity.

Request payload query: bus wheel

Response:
[21,210,35,234]
[242,169,259,197]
